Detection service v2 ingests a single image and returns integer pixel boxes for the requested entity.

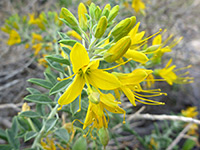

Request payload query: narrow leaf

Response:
[28,78,53,89]
[24,94,53,104]
[50,79,72,95]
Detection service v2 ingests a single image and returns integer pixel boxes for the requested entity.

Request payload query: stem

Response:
[94,35,111,48]
[31,104,59,148]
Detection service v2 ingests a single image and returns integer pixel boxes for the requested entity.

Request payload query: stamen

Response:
[174,65,192,72]
[136,29,162,44]
[134,92,164,98]
[104,110,110,123]
[57,73,76,81]
[161,34,173,47]
[123,113,126,124]
[135,95,164,104]
[71,119,84,133]
[145,79,166,81]
[102,58,132,71]
[136,99,165,105]
[169,37,183,48]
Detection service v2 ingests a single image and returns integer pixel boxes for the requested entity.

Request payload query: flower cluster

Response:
[55,3,193,144]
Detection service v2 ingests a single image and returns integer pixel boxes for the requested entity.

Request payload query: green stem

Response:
[31,104,59,149]
[27,118,37,132]
[94,35,111,48]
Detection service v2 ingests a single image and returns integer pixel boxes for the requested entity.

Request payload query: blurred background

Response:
[0,0,200,149]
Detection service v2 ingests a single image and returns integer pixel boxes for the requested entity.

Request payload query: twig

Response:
[128,113,200,125]
[0,102,35,111]
[0,79,21,91]
[166,123,192,150]
[0,57,34,81]
[0,117,12,128]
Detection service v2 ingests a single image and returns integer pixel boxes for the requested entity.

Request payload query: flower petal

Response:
[58,74,85,106]
[87,69,121,90]
[70,43,90,73]
[121,86,136,106]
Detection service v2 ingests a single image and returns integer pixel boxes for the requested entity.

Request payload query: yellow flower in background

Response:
[158,59,193,85]
[21,102,30,112]
[32,32,43,43]
[113,69,165,106]
[32,43,42,56]
[1,25,12,33]
[181,107,198,118]
[132,0,146,13]
[38,54,48,67]
[181,107,199,136]
[7,29,21,46]
[41,138,57,150]
[58,43,121,109]
[28,13,37,25]
[25,43,30,49]
[67,30,82,41]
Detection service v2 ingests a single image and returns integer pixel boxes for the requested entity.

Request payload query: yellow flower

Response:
[7,30,21,46]
[32,43,42,56]
[58,43,121,109]
[132,0,146,13]
[181,107,198,118]
[21,102,30,112]
[113,69,165,106]
[67,30,82,41]
[28,13,37,25]
[158,59,193,85]
[41,138,57,150]
[25,43,30,49]
[32,32,43,44]
[83,92,125,129]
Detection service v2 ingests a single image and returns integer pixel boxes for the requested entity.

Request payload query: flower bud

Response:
[124,50,149,63]
[102,4,111,18]
[113,16,136,41]
[94,16,107,38]
[61,7,79,27]
[142,45,160,54]
[104,36,131,63]
[108,5,119,22]
[89,92,100,104]
[78,3,88,31]
[95,6,102,21]
[72,136,87,150]
[89,3,96,20]
[111,18,131,36]
[98,127,109,147]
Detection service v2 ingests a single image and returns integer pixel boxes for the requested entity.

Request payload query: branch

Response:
[128,113,200,125]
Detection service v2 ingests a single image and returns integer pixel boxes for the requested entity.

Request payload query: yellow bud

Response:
[89,92,100,104]
[94,16,107,38]
[108,5,119,22]
[104,36,131,63]
[78,3,88,31]
[61,7,79,27]
[111,18,131,36]
[102,4,111,18]
[98,127,109,147]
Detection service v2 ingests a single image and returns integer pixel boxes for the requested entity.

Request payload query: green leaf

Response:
[28,78,53,89]
[45,118,58,132]
[45,55,70,65]
[0,128,8,141]
[24,131,37,142]
[183,139,196,150]
[0,145,13,150]
[17,117,31,131]
[59,39,77,47]
[26,88,41,94]
[46,58,65,73]
[55,128,69,143]
[24,94,53,104]
[49,79,72,95]
[11,117,18,138]
[44,72,57,85]
[20,111,40,118]
[61,47,71,55]
[70,97,80,116]
[58,31,70,39]
[36,104,46,116]
[31,118,42,131]
[6,129,20,150]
